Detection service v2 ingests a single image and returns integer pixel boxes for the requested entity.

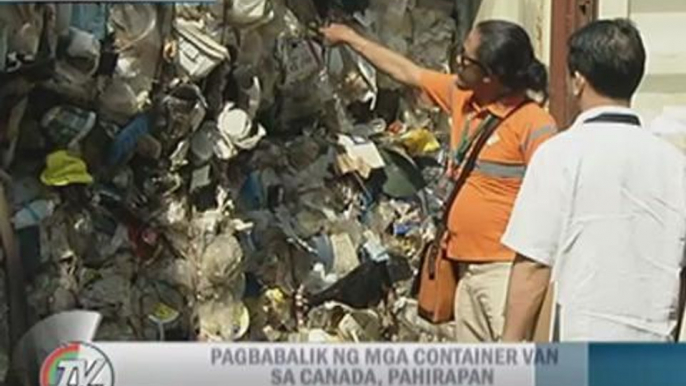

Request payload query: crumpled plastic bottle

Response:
[12,199,58,230]
[196,294,250,342]
[197,233,245,299]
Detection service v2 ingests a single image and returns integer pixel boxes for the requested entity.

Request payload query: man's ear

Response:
[572,71,587,97]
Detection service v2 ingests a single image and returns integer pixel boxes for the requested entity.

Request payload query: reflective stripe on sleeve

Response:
[474,161,526,179]
[522,125,557,153]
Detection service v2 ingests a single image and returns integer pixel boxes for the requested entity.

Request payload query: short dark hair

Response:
[567,19,646,100]
[475,20,549,101]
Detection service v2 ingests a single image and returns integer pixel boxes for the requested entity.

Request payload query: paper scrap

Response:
[338,135,385,176]
[190,165,211,192]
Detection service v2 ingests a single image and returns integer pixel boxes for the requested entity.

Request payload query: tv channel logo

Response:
[40,342,114,386]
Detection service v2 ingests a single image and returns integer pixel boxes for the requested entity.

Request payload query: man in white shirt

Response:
[501,19,686,341]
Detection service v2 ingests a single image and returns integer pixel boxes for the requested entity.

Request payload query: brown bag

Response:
[414,113,504,323]
[416,239,459,323]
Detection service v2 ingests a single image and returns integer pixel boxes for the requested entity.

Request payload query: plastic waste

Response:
[138,280,189,340]
[337,309,382,342]
[12,199,58,230]
[191,122,216,164]
[190,165,212,193]
[362,231,391,263]
[80,274,132,319]
[280,38,323,87]
[98,81,140,124]
[147,302,181,341]
[197,297,250,342]
[0,23,8,71]
[223,0,275,28]
[41,106,97,149]
[400,128,441,156]
[70,4,108,40]
[110,4,160,101]
[330,233,360,276]
[217,103,266,151]
[95,320,137,341]
[8,15,41,60]
[159,83,208,150]
[327,46,378,108]
[392,298,456,342]
[107,114,150,167]
[11,0,461,345]
[263,287,294,329]
[40,151,94,186]
[380,147,427,198]
[53,28,102,86]
[301,263,338,294]
[65,28,101,72]
[307,260,390,309]
[174,19,231,81]
[136,134,163,160]
[234,66,262,119]
[336,135,385,178]
[168,140,191,171]
[110,4,157,51]
[198,233,244,297]
[288,329,340,343]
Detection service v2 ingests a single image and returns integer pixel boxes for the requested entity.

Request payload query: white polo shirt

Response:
[502,105,686,341]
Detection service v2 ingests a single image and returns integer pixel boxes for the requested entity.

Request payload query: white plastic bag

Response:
[174,19,230,80]
[225,0,274,28]
[214,103,266,157]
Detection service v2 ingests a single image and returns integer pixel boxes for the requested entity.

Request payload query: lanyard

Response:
[453,113,496,167]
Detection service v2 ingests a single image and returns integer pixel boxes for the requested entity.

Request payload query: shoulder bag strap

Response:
[441,100,533,226]
[425,113,502,278]
[438,113,500,226]
[438,100,532,229]
[424,101,529,278]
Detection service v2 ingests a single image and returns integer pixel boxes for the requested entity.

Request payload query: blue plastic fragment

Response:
[107,114,150,167]
[363,238,390,262]
[71,4,109,41]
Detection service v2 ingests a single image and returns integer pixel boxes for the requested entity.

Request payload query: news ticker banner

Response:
[38,342,686,386]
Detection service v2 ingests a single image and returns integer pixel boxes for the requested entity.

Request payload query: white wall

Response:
[600,0,686,122]
[473,0,553,67]
[473,0,686,123]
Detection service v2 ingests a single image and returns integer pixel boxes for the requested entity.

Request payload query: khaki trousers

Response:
[454,261,512,342]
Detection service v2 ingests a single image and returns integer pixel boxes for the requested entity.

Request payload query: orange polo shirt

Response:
[420,70,557,262]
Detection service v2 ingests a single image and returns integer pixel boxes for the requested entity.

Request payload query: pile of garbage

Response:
[0,0,462,371]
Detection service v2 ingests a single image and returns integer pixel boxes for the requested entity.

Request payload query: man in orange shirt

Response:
[322,20,557,342]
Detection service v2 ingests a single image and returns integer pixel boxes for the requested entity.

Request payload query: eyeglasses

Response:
[455,46,489,74]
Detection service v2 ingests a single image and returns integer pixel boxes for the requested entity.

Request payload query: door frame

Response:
[549,0,599,127]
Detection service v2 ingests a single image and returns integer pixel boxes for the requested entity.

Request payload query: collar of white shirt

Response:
[571,105,643,130]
